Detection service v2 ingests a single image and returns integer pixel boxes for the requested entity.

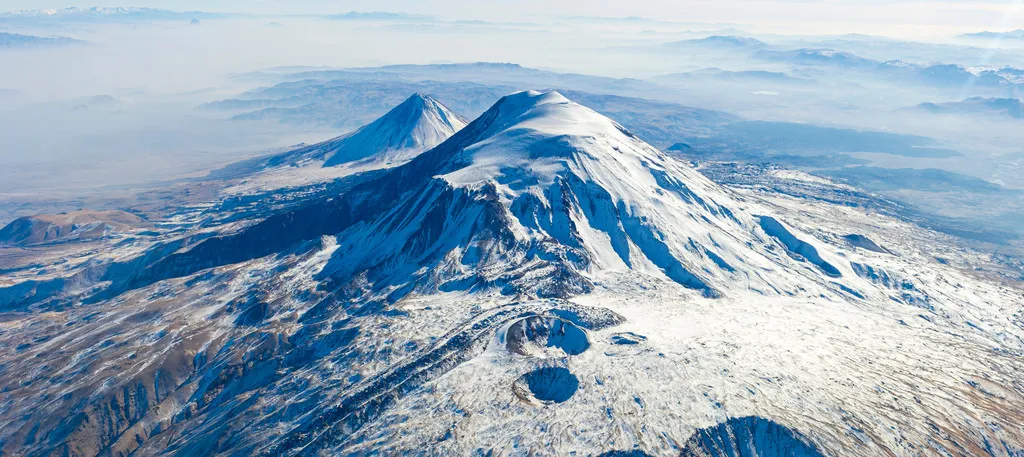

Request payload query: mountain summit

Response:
[321,93,468,167]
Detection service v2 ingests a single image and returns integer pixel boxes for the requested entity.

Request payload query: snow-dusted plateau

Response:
[0,90,1022,457]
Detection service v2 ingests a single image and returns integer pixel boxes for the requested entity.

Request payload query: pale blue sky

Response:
[0,0,1021,38]
[0,0,1021,31]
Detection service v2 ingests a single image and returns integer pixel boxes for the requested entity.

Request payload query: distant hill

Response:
[755,48,879,68]
[917,64,1007,87]
[0,32,84,48]
[324,11,435,21]
[652,68,811,86]
[665,35,768,49]
[914,97,1024,119]
[959,29,1024,40]
[0,210,145,246]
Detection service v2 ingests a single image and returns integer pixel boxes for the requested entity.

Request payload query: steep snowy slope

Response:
[218,93,467,193]
[0,91,1021,457]
[321,93,468,167]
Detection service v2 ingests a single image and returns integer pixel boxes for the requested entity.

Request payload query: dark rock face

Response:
[680,416,826,457]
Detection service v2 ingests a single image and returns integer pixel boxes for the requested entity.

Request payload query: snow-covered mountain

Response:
[149,90,853,302]
[321,93,468,167]
[0,90,1022,457]
[214,93,468,193]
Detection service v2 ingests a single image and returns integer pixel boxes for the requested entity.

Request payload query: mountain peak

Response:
[447,89,572,136]
[495,89,570,111]
[425,89,652,187]
[321,93,468,167]
[398,92,433,108]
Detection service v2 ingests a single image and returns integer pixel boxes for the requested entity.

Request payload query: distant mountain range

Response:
[763,50,1021,88]
[913,63,1008,87]
[959,29,1024,40]
[0,6,228,24]
[0,32,84,48]
[653,68,811,86]
[324,11,436,21]
[755,48,877,68]
[655,35,1024,90]
[914,97,1024,119]
[665,35,767,49]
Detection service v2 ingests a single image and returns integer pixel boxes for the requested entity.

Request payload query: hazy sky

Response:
[0,0,1022,36]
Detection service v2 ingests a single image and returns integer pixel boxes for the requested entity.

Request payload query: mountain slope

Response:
[0,210,144,246]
